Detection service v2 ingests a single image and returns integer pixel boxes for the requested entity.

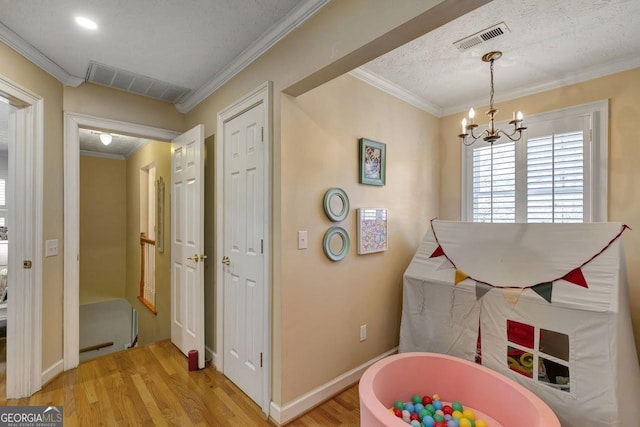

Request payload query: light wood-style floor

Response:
[0,340,360,426]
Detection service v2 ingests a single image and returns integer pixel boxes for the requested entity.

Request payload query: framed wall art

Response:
[357,208,388,254]
[359,138,386,186]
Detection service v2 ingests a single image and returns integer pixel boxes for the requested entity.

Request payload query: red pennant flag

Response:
[562,268,588,288]
[430,245,444,258]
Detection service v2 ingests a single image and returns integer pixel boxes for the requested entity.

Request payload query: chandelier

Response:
[459,51,526,145]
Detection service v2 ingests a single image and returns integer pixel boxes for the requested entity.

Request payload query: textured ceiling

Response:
[79,128,147,158]
[360,0,640,116]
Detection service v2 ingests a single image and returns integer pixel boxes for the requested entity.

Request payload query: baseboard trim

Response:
[41,359,64,386]
[269,347,398,425]
[205,345,217,367]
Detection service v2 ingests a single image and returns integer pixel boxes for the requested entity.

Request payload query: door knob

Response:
[187,254,199,262]
[221,256,230,265]
[200,254,208,261]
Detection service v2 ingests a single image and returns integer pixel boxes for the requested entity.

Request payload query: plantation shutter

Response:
[527,131,584,223]
[472,141,516,222]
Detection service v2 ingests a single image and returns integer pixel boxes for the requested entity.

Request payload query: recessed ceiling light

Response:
[75,16,98,30]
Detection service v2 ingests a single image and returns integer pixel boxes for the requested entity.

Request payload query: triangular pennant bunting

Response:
[531,282,553,303]
[475,282,492,300]
[502,288,524,309]
[437,258,455,271]
[429,245,445,258]
[454,269,469,285]
[562,268,588,288]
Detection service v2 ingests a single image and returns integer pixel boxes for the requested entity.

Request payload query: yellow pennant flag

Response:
[454,269,469,285]
[502,287,524,309]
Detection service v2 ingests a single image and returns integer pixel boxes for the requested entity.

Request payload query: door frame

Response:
[63,112,179,370]
[216,81,272,415]
[0,75,43,398]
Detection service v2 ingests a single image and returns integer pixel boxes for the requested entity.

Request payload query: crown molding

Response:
[353,55,640,119]
[175,0,330,113]
[0,22,84,87]
[79,150,125,160]
[440,55,640,117]
[349,68,443,117]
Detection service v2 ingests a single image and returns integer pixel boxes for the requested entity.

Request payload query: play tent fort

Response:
[399,220,640,426]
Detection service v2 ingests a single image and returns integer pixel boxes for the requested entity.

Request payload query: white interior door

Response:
[223,103,265,404]
[170,124,205,368]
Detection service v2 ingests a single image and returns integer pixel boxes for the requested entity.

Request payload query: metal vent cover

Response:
[454,22,510,52]
[85,61,190,104]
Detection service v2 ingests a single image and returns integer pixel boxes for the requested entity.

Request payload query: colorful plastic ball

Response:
[393,401,405,410]
[422,415,435,427]
[402,409,411,422]
[410,413,420,421]
[452,410,463,419]
[459,419,472,427]
[393,408,402,417]
[475,420,487,427]
[433,393,441,400]
[435,409,444,417]
[433,400,443,410]
[418,408,429,419]
[404,403,415,413]
[425,404,436,415]
[452,401,463,412]
[462,408,475,420]
[433,413,445,422]
[447,421,457,427]
[443,405,453,415]
[412,394,422,404]
[422,395,433,405]
[410,421,421,427]
[415,403,425,413]
[444,414,453,421]
[434,422,446,427]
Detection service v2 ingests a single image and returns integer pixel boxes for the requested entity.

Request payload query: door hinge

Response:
[261,127,264,142]
[260,352,263,368]
[261,239,264,254]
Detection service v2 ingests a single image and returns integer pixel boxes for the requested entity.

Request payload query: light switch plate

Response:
[298,231,308,249]
[45,239,58,257]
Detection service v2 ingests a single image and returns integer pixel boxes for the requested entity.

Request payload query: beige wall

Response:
[79,156,127,300]
[0,41,64,370]
[185,0,479,405]
[439,67,640,357]
[280,73,439,401]
[125,141,172,345]
[64,83,186,132]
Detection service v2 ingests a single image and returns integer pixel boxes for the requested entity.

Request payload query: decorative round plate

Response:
[322,226,350,261]
[323,188,349,222]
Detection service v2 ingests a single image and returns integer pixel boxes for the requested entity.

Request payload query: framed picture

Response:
[357,208,388,254]
[359,138,386,186]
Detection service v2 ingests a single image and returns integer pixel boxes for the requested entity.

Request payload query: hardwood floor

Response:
[0,340,361,426]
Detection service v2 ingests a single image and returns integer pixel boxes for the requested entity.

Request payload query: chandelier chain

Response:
[489,58,495,111]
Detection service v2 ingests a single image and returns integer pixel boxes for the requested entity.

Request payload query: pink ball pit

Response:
[359,352,559,427]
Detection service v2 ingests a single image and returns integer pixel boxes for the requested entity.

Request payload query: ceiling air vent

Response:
[85,61,190,104]
[454,22,510,52]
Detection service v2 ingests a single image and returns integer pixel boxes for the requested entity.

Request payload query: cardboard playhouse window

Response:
[506,320,570,392]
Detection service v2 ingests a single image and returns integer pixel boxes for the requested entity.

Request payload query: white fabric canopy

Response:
[400,220,640,426]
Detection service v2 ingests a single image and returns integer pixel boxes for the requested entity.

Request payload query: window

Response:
[462,100,608,223]
[506,320,571,393]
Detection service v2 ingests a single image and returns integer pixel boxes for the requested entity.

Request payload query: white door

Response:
[171,124,205,369]
[223,103,265,404]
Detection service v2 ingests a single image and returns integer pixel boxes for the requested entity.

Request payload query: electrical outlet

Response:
[360,324,367,342]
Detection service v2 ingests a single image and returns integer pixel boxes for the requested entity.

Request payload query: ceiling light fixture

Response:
[74,16,98,30]
[459,51,526,145]
[100,133,112,146]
